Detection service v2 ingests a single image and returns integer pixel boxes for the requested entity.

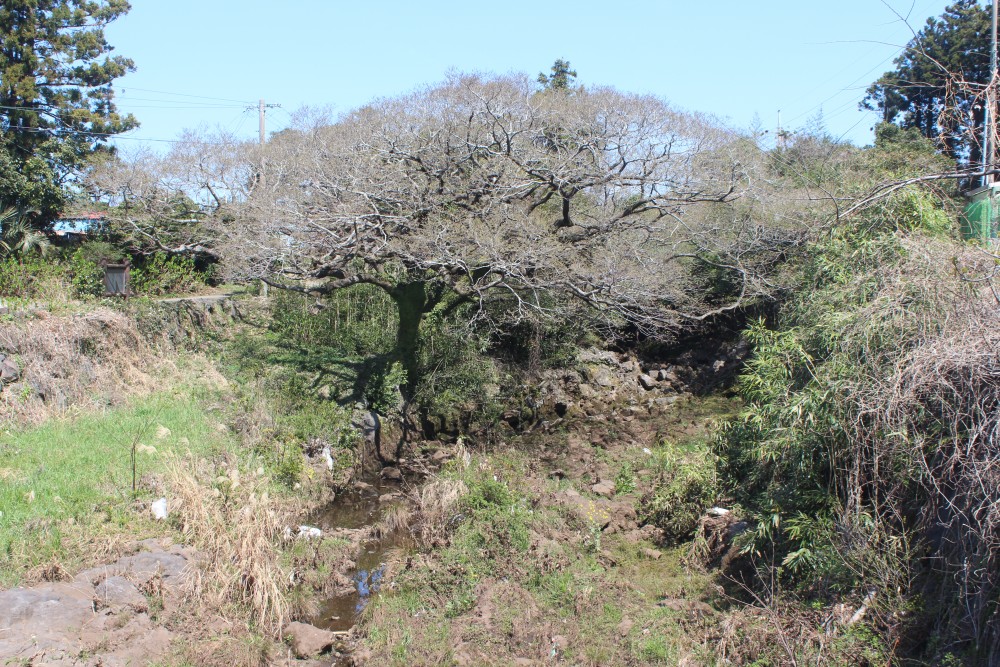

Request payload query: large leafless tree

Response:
[217,74,785,392]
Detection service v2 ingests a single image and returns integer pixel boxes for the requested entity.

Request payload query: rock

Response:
[378,492,403,504]
[728,520,749,540]
[578,349,619,365]
[643,548,663,560]
[0,582,94,633]
[431,449,452,464]
[548,469,565,480]
[321,445,335,470]
[151,497,168,520]
[591,481,615,498]
[381,466,403,481]
[638,374,658,390]
[651,396,677,408]
[617,618,635,637]
[115,551,188,585]
[94,575,148,611]
[0,357,19,383]
[3,382,30,401]
[592,367,617,388]
[657,368,676,383]
[579,383,597,399]
[283,621,336,658]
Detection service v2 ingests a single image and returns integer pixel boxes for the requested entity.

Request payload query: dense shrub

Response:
[639,446,716,544]
[716,179,1000,662]
[130,252,205,296]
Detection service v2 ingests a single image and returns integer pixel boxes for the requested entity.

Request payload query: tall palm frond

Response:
[0,206,50,258]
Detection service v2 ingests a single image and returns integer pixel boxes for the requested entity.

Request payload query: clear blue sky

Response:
[104,0,954,150]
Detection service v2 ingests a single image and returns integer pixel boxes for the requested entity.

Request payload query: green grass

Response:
[0,390,235,585]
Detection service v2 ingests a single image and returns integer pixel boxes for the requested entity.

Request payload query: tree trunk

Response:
[390,280,427,401]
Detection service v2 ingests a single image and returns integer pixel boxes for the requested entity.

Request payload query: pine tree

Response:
[861,0,990,162]
[537,59,578,91]
[0,0,137,221]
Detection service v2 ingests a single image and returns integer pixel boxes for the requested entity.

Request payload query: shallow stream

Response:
[308,473,415,632]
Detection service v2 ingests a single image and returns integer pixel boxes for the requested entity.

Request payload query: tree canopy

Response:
[0,0,136,223]
[862,0,990,163]
[204,75,788,394]
[537,59,578,91]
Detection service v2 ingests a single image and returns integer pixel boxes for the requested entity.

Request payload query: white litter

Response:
[151,497,168,520]
[321,445,335,471]
[297,525,322,539]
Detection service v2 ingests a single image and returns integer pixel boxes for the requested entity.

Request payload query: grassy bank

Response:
[0,389,236,586]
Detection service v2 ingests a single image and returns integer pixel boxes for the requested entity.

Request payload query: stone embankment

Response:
[0,539,193,666]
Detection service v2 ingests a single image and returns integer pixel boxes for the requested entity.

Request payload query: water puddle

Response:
[309,472,415,632]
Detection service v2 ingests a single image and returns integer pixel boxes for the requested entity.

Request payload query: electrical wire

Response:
[117,86,255,105]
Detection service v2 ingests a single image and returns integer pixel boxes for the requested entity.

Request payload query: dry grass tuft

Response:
[164,453,292,634]
[28,559,72,583]
[373,502,412,539]
[414,478,468,544]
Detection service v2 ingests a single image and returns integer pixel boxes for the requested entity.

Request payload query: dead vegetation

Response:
[0,307,160,427]
[164,452,295,634]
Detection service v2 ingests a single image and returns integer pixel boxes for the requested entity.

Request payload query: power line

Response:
[117,86,255,105]
[116,95,244,106]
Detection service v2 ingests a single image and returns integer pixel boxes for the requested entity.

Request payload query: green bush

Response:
[130,253,204,296]
[268,284,396,355]
[0,253,67,300]
[68,241,119,297]
[0,256,32,297]
[639,449,716,543]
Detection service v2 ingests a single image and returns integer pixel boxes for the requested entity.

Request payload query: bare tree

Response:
[85,131,253,259]
[220,74,786,395]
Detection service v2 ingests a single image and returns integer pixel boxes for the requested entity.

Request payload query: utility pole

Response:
[259,99,265,144]
[984,0,998,187]
[254,97,279,299]
[256,99,281,145]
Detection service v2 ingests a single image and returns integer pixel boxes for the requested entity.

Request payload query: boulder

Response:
[0,357,20,383]
[381,466,403,481]
[591,367,617,388]
[115,551,188,585]
[591,481,615,498]
[283,621,336,658]
[430,449,452,465]
[94,575,148,611]
[638,374,658,390]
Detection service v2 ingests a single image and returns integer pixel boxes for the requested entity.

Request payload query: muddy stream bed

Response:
[307,472,417,633]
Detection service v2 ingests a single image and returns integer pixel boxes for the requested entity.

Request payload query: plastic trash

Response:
[297,525,322,539]
[151,497,168,520]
